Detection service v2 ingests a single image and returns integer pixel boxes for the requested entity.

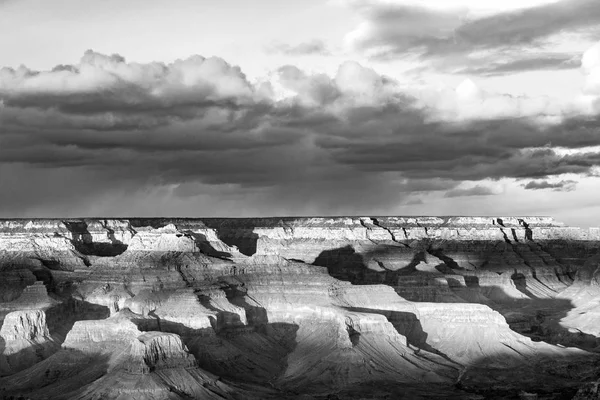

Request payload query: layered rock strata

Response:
[0,216,599,399]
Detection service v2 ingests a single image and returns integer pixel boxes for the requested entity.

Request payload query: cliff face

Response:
[0,309,58,375]
[0,216,599,399]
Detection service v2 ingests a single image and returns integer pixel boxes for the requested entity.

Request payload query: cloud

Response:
[522,179,577,191]
[450,0,600,50]
[0,50,258,115]
[414,78,566,122]
[444,184,500,198]
[266,39,331,56]
[346,0,600,74]
[1,49,600,217]
[456,53,581,76]
[578,41,600,114]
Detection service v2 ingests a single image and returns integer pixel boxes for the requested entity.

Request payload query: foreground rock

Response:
[0,309,58,375]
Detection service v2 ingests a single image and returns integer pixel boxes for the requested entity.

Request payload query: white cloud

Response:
[1,45,596,126]
[580,42,600,111]
[567,41,600,114]
[258,60,402,107]
[413,78,566,122]
[0,50,256,106]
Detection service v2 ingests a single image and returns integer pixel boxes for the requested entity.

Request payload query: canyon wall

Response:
[0,216,599,399]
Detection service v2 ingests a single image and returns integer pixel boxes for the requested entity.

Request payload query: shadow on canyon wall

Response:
[0,339,59,378]
[59,219,243,264]
[456,352,593,400]
[315,244,600,398]
[46,299,111,344]
[494,218,534,242]
[201,219,260,257]
[341,305,460,366]
[314,245,600,351]
[181,231,233,260]
[0,349,110,399]
[63,221,127,257]
[0,270,35,303]
[127,218,260,257]
[0,273,112,378]
[0,302,111,380]
[197,280,299,384]
[128,279,299,385]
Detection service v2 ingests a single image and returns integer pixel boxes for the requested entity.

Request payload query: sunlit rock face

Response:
[0,309,58,375]
[1,216,600,399]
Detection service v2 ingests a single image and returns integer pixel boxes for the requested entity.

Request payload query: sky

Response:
[1,0,600,227]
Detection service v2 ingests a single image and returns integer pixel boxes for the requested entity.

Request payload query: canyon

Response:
[1,216,600,399]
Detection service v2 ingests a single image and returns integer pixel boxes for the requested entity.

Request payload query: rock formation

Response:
[0,216,599,399]
[0,309,58,375]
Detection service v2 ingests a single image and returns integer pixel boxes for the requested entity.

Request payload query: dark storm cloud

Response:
[1,50,599,216]
[313,104,600,181]
[350,0,599,74]
[523,179,578,191]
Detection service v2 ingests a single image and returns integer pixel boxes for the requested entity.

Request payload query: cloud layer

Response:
[1,46,600,217]
[523,179,577,191]
[346,0,599,75]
